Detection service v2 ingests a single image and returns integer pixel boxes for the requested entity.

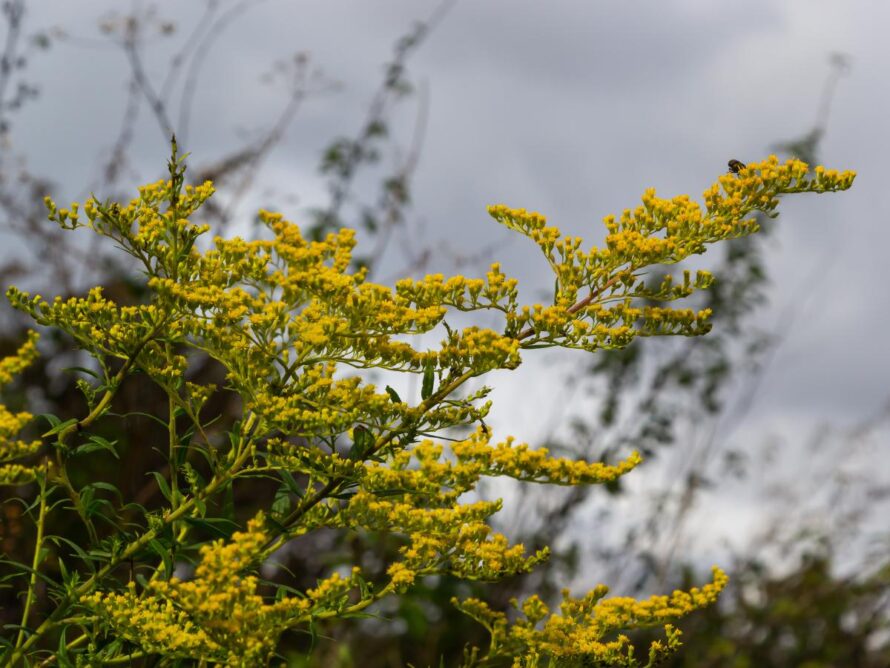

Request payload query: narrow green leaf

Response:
[271,485,292,517]
[57,626,69,664]
[107,410,169,429]
[421,363,435,400]
[222,482,235,521]
[79,485,94,511]
[347,425,374,461]
[182,517,238,540]
[149,472,173,503]
[265,515,288,536]
[89,481,122,500]
[62,365,101,379]
[385,385,402,403]
[40,416,78,437]
[45,536,96,572]
[148,539,173,577]
[38,413,61,429]
[172,441,188,467]
[73,435,119,459]
[280,471,304,498]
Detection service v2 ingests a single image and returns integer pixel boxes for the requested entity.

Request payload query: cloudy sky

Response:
[8,1,889,584]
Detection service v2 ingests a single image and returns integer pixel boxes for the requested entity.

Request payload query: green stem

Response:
[167,389,180,513]
[54,457,99,545]
[14,471,49,653]
[36,631,87,667]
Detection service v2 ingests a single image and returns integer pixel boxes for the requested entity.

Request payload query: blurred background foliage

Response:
[0,2,887,665]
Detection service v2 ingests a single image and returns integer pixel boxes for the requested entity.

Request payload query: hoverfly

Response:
[727,159,746,175]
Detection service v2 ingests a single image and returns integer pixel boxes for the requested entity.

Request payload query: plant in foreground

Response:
[0,145,853,666]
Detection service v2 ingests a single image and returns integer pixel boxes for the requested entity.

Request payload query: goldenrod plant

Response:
[0,142,854,666]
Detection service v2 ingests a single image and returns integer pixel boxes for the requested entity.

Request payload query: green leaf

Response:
[172,441,189,467]
[45,536,96,573]
[385,385,402,403]
[79,485,94,511]
[421,363,435,400]
[57,626,69,664]
[40,416,78,437]
[183,517,238,540]
[89,481,122,500]
[148,539,173,577]
[372,488,413,497]
[39,413,61,429]
[279,471,305,498]
[149,472,173,503]
[73,435,119,459]
[347,425,374,461]
[357,574,373,599]
[265,515,288,537]
[84,497,115,521]
[107,410,169,430]
[62,365,100,379]
[222,482,235,521]
[271,485,292,517]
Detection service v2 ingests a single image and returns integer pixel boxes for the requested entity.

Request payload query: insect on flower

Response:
[727,159,746,175]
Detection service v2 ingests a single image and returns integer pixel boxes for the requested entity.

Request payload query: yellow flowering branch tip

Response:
[488,156,853,349]
[454,566,728,666]
[0,331,42,486]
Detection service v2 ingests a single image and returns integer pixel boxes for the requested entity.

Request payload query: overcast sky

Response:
[9,1,889,585]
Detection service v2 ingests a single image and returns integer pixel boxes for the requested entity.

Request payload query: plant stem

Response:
[14,471,49,653]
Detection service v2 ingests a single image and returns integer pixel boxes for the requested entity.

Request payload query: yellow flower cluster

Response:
[6,286,167,364]
[352,429,641,507]
[395,262,519,312]
[82,514,316,664]
[0,332,42,485]
[455,567,728,667]
[386,561,417,591]
[251,366,395,437]
[81,581,225,661]
[438,325,521,372]
[452,430,642,485]
[338,488,547,583]
[345,490,503,533]
[266,435,365,483]
[0,330,39,384]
